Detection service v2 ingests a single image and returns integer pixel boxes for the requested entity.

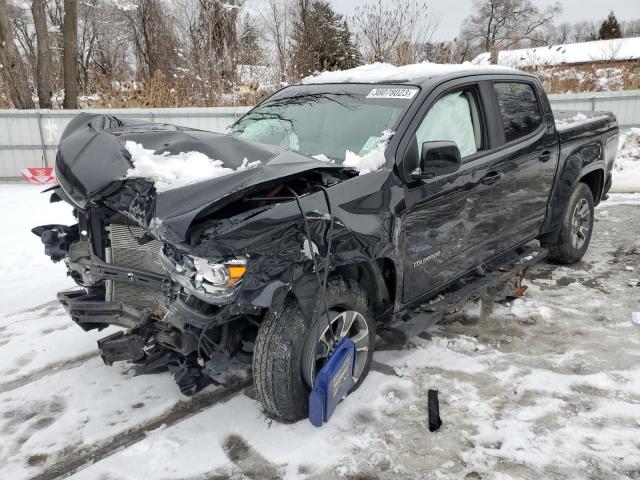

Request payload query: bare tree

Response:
[533,21,572,47]
[571,21,598,42]
[0,0,35,108]
[9,4,36,79]
[351,0,438,64]
[126,0,181,80]
[77,0,99,91]
[91,4,130,81]
[62,0,78,108]
[258,0,290,82]
[622,19,640,38]
[180,0,242,97]
[393,1,440,64]
[554,22,572,45]
[461,0,561,62]
[32,0,52,108]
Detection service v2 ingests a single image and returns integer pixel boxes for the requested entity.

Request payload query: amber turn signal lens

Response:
[226,265,247,287]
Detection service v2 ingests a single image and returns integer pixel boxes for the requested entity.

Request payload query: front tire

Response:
[252,277,375,421]
[543,182,594,264]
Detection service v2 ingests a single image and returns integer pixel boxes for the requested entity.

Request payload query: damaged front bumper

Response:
[57,289,149,331]
[38,217,258,396]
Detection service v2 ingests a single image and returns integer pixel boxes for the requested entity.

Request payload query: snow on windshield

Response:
[124,141,261,192]
[301,61,513,84]
[343,130,393,175]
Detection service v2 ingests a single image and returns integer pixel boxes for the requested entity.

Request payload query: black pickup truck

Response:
[35,66,618,421]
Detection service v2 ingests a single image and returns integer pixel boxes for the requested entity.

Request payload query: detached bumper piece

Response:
[98,331,146,365]
[57,289,251,397]
[58,289,148,331]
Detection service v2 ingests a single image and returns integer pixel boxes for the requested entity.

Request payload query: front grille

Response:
[105,224,166,311]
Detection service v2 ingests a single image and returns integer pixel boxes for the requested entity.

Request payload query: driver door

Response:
[401,83,504,303]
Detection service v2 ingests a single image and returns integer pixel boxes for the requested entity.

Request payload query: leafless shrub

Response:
[351,0,439,64]
[461,0,562,61]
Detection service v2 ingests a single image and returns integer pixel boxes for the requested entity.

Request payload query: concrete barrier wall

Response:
[0,107,251,179]
[547,89,640,129]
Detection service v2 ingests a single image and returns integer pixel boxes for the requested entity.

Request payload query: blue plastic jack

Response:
[308,337,356,427]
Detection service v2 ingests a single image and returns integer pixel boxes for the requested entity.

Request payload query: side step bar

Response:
[384,245,547,342]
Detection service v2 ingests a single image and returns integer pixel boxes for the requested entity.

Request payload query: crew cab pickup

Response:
[34,64,618,421]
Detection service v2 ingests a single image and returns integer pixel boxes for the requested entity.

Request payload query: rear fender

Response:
[539,138,605,240]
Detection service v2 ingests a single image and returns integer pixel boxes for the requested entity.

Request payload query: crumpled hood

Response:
[55,113,347,242]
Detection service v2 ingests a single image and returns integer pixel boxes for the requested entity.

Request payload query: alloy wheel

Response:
[302,309,370,387]
[570,198,590,250]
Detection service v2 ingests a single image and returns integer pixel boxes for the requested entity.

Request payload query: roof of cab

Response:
[299,62,526,87]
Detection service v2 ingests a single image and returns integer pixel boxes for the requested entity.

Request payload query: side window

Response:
[415,90,482,160]
[493,82,542,143]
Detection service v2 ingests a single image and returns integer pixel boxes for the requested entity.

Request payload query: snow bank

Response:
[472,37,640,68]
[0,185,75,315]
[124,142,261,192]
[612,128,640,193]
[343,130,393,175]
[301,61,513,84]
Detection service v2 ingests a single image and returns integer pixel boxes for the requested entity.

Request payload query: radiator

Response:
[105,224,166,311]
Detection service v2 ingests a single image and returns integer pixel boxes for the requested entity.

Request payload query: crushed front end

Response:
[37,201,255,395]
[33,113,356,396]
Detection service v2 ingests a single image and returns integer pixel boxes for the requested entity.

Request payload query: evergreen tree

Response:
[599,11,622,40]
[291,0,361,78]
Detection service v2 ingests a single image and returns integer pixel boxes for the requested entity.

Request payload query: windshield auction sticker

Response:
[366,88,418,99]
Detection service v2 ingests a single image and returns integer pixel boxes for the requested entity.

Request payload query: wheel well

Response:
[333,259,396,320]
[579,169,604,205]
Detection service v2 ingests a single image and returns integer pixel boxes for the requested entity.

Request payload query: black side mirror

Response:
[411,141,461,180]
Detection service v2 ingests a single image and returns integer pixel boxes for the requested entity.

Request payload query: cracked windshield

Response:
[228,86,419,161]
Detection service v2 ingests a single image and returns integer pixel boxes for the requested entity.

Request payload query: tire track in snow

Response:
[0,352,99,394]
[6,300,60,319]
[26,380,251,480]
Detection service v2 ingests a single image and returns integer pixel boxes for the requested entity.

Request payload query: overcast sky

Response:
[328,0,640,41]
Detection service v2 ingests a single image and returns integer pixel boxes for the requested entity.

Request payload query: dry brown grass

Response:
[3,60,639,109]
[525,61,640,94]
[82,71,275,109]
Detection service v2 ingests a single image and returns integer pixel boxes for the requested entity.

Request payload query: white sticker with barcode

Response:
[366,88,418,99]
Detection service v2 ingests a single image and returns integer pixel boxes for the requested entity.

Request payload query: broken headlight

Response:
[161,245,247,302]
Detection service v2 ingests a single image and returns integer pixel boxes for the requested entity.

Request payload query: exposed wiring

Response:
[316,185,336,339]
[286,186,337,347]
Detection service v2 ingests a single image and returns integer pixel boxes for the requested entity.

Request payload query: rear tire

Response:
[542,182,594,264]
[252,277,375,421]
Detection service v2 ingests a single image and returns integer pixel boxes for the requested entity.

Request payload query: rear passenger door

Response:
[491,81,559,251]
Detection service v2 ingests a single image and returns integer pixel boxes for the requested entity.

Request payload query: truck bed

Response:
[553,110,616,137]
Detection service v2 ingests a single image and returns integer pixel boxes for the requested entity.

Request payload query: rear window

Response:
[493,82,542,143]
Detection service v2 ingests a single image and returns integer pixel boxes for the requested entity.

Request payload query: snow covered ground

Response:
[613,128,640,193]
[472,37,640,68]
[1,180,639,479]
